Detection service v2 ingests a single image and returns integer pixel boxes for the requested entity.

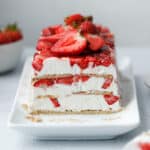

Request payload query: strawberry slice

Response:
[102,76,113,89]
[85,34,105,51]
[56,76,74,85]
[80,21,97,34]
[39,32,66,43]
[104,93,119,105]
[65,14,84,26]
[36,40,52,51]
[49,97,60,107]
[32,54,44,71]
[33,79,54,87]
[51,32,87,56]
[80,75,90,82]
[42,25,65,36]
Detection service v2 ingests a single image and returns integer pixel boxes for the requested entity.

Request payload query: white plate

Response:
[8,56,140,140]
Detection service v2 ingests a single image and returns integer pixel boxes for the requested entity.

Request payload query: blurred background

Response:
[0,0,150,48]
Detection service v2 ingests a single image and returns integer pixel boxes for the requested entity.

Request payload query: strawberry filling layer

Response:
[33,75,90,87]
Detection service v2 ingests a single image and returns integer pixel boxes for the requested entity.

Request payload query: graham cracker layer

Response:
[30,108,123,115]
[36,91,113,99]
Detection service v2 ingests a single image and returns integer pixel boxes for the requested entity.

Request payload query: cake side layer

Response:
[27,94,121,114]
[32,57,117,78]
[32,76,119,98]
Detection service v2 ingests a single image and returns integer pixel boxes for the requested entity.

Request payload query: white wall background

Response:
[0,0,150,47]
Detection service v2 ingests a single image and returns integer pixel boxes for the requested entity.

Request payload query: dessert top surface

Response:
[32,13,115,71]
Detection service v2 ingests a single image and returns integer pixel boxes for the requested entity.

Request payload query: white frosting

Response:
[33,57,117,78]
[32,77,119,98]
[28,94,121,112]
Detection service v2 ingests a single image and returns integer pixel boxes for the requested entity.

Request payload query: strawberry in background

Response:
[0,23,23,44]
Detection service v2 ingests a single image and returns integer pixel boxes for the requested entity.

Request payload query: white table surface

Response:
[0,47,150,150]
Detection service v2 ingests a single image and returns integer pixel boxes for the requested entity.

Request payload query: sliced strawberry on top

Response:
[80,21,97,34]
[51,32,87,56]
[104,93,119,105]
[65,14,84,26]
[39,32,67,43]
[36,40,52,51]
[85,34,105,51]
[42,25,65,36]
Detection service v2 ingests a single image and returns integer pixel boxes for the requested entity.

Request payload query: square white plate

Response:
[8,56,140,140]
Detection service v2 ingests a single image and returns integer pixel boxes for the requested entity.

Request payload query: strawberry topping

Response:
[36,40,52,51]
[85,34,105,51]
[80,21,97,34]
[65,14,84,26]
[104,93,119,105]
[32,14,115,71]
[32,54,44,71]
[51,31,87,56]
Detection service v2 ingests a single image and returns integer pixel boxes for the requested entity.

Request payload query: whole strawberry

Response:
[0,23,23,44]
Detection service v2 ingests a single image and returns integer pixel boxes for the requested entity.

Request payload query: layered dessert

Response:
[27,14,121,114]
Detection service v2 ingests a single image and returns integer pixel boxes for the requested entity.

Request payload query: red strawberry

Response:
[36,40,52,51]
[51,32,86,56]
[96,25,102,33]
[65,14,84,26]
[0,23,22,44]
[40,49,54,57]
[0,32,9,44]
[101,27,110,33]
[42,27,54,36]
[104,93,119,105]
[80,21,97,34]
[32,54,43,71]
[33,79,54,87]
[80,75,90,82]
[52,25,66,34]
[85,34,105,51]
[139,143,150,150]
[42,25,65,36]
[102,76,113,89]
[49,97,60,107]
[56,76,74,85]
[99,53,112,67]
[39,32,66,43]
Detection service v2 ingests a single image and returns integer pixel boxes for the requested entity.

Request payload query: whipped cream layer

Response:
[32,77,119,98]
[28,94,121,113]
[33,57,117,78]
